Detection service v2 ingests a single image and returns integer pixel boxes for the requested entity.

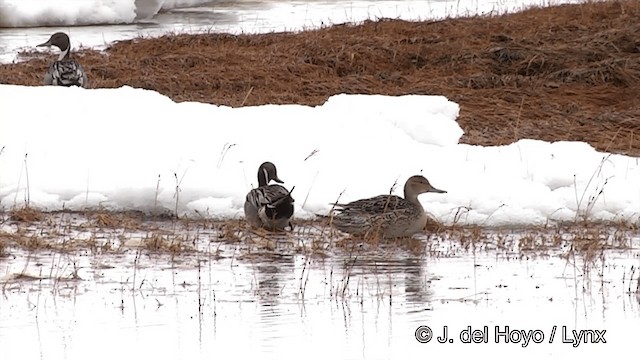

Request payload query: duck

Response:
[37,32,89,88]
[244,162,295,231]
[327,175,446,239]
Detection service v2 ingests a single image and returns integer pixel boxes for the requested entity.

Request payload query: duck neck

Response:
[258,168,268,187]
[58,45,70,61]
[403,187,423,209]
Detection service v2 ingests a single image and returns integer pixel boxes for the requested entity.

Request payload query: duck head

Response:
[37,32,71,60]
[257,161,284,187]
[404,175,446,201]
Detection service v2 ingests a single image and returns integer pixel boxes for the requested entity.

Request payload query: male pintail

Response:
[37,32,89,88]
[244,161,295,231]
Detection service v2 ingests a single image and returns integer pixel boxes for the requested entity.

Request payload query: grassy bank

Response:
[0,0,639,155]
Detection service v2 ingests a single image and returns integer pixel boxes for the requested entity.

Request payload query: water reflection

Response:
[1,228,639,359]
[402,258,432,305]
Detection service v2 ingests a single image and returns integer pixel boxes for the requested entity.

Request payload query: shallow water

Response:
[1,215,639,359]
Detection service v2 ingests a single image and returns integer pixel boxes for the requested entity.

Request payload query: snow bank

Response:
[1,84,638,226]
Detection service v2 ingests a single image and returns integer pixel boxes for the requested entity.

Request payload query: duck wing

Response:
[331,195,422,236]
[333,195,408,214]
[246,184,292,209]
[247,184,295,229]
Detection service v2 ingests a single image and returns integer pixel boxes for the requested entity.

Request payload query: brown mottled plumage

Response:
[328,175,446,238]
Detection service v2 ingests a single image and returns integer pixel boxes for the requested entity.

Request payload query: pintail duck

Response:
[37,32,89,88]
[328,175,446,239]
[244,162,295,231]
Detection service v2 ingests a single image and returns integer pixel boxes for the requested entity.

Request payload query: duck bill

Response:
[272,176,284,184]
[36,40,52,47]
[430,186,447,194]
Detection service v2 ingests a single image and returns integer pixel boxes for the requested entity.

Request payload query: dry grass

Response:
[2,1,639,154]
[140,232,192,253]
[0,236,7,257]
[91,211,142,228]
[9,207,45,222]
[0,207,636,272]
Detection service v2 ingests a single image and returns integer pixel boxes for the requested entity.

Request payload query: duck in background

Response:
[244,161,295,231]
[326,175,446,239]
[37,32,89,88]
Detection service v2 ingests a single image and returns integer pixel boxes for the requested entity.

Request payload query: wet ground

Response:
[1,212,639,359]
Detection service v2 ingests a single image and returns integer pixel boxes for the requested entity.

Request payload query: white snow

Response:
[1,84,638,226]
[0,0,209,27]
[0,0,138,27]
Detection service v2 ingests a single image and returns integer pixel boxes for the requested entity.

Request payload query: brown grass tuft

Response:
[141,232,192,253]
[9,207,44,222]
[1,1,639,155]
[90,211,143,229]
[425,212,445,233]
[0,237,6,256]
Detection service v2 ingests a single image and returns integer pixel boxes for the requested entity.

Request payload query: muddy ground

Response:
[1,1,639,155]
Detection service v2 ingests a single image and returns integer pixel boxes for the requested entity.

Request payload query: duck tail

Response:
[267,186,295,209]
[315,209,338,220]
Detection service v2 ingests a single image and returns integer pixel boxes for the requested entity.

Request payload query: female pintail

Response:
[244,162,295,231]
[328,175,446,238]
[37,32,89,88]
